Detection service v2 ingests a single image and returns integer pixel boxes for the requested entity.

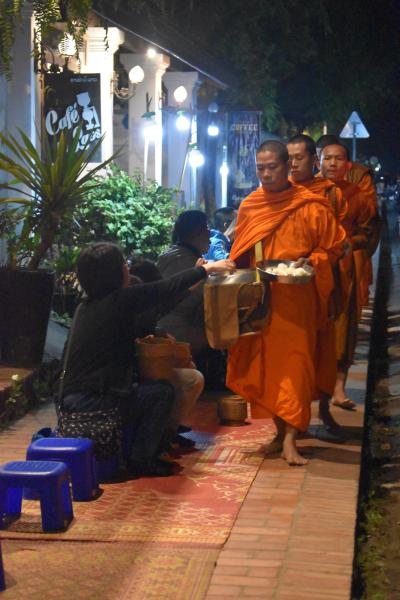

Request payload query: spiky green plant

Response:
[0,128,116,269]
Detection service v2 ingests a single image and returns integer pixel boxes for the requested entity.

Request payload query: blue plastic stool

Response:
[0,461,73,532]
[0,541,5,591]
[26,438,99,501]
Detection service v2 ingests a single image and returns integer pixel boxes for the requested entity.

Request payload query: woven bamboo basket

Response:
[217,396,248,425]
[135,337,175,381]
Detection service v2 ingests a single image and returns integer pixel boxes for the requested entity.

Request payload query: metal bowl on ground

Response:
[256,259,314,285]
[217,396,248,425]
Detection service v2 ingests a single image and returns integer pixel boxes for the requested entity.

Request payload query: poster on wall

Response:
[227,111,261,207]
[43,73,102,162]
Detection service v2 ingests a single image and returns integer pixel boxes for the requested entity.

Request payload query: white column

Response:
[79,27,124,161]
[3,6,39,141]
[0,7,39,264]
[163,72,200,207]
[121,52,170,184]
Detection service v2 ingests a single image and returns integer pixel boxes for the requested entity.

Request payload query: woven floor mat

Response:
[1,539,219,600]
[0,413,274,545]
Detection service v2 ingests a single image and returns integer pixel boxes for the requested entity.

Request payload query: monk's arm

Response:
[335,188,349,224]
[352,196,375,250]
[356,178,381,256]
[309,205,347,265]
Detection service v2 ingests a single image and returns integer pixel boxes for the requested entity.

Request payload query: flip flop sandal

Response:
[331,398,357,411]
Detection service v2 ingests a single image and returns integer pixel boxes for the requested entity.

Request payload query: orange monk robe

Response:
[291,177,349,396]
[227,184,345,432]
[291,176,348,223]
[335,180,374,318]
[346,164,380,298]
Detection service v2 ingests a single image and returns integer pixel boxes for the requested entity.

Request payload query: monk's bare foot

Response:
[281,426,308,466]
[263,437,283,455]
[281,441,308,466]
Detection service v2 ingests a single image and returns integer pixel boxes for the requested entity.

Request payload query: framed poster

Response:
[43,72,102,162]
[227,111,261,207]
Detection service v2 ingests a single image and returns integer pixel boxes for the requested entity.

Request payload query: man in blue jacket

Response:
[204,207,237,261]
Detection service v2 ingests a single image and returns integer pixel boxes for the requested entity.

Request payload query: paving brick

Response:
[211,575,278,588]
[289,535,355,553]
[218,557,282,568]
[212,565,249,576]
[281,568,350,591]
[284,560,352,576]
[226,538,289,551]
[247,566,279,578]
[219,549,287,561]
[285,548,354,565]
[233,526,290,536]
[277,590,344,600]
[242,589,275,598]
[206,584,241,597]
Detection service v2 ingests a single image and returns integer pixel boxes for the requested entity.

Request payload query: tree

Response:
[0,0,92,78]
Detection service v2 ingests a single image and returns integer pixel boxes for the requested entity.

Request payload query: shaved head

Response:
[316,134,339,149]
[257,140,289,163]
[322,143,350,161]
[287,134,316,156]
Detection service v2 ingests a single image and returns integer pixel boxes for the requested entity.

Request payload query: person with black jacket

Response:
[59,242,235,477]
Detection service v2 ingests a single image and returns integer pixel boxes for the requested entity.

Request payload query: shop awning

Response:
[92,5,235,89]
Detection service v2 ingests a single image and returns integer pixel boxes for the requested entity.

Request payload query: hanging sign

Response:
[227,111,261,207]
[43,72,102,162]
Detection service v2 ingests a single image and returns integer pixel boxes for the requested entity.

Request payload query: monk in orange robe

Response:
[317,134,380,306]
[320,143,374,410]
[287,133,348,438]
[227,141,345,465]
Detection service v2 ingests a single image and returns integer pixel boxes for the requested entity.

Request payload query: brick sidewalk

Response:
[205,321,368,600]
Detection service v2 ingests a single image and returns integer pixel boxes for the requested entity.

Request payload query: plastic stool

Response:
[26,438,99,501]
[0,541,5,591]
[0,461,73,532]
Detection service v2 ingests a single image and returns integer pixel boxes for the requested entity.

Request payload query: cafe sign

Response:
[43,72,102,162]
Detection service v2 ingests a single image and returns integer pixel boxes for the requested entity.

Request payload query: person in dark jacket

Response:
[60,242,234,477]
[157,211,211,358]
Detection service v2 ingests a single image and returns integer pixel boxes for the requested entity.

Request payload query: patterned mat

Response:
[0,405,274,546]
[1,540,219,600]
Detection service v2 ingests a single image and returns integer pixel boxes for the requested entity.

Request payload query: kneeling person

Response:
[59,242,234,477]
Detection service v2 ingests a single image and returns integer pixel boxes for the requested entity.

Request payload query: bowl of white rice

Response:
[257,259,314,285]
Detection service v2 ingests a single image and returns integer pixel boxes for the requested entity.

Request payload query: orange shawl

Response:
[231,184,333,261]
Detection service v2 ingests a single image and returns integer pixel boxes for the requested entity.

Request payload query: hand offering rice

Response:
[266,262,313,277]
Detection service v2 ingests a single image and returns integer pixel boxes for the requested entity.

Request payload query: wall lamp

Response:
[112,65,145,101]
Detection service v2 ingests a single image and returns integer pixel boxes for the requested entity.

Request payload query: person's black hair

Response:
[172,210,208,244]
[257,140,289,163]
[321,142,350,161]
[77,242,125,300]
[128,256,162,282]
[213,207,236,231]
[316,134,339,149]
[287,133,316,156]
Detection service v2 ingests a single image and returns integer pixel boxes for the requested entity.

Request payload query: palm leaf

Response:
[0,126,120,268]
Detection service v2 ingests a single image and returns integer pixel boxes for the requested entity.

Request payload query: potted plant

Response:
[48,245,81,318]
[0,128,115,366]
